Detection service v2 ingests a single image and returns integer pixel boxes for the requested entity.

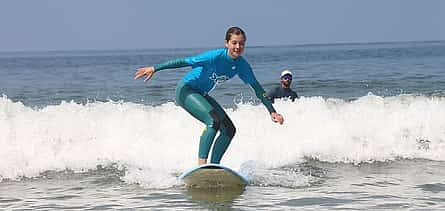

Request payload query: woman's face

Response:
[225,34,245,59]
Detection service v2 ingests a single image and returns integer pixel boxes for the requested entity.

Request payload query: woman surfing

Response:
[135,26,284,165]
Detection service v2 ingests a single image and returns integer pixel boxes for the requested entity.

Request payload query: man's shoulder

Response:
[270,86,281,92]
[268,86,282,96]
[289,88,298,96]
[288,88,299,99]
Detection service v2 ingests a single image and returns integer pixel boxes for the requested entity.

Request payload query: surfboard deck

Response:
[179,164,248,189]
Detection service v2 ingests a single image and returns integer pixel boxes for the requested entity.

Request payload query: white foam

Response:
[1,94,445,188]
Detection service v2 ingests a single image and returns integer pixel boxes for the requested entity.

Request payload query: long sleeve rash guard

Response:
[153,48,276,114]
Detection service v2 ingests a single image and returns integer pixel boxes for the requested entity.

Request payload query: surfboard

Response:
[179,164,248,189]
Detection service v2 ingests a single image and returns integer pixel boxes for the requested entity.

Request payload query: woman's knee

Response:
[222,118,236,138]
[207,110,221,130]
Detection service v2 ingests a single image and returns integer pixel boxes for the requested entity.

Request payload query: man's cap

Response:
[281,70,292,77]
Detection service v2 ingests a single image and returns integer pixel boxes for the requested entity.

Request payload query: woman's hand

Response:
[271,112,284,125]
[134,66,155,82]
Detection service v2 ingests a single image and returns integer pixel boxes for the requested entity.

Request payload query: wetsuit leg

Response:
[205,96,237,164]
[175,82,221,160]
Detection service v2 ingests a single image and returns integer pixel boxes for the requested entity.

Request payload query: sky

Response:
[1,0,444,52]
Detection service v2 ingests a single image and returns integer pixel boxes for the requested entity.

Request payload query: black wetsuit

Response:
[268,86,299,103]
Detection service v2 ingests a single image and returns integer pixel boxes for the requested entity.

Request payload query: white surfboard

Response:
[179,164,248,189]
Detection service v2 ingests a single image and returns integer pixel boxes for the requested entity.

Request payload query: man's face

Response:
[281,74,292,87]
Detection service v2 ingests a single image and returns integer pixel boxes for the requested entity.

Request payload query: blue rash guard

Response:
[154,48,276,113]
[181,48,255,93]
[152,48,276,164]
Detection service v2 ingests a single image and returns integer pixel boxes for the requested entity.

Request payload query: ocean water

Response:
[1,41,445,210]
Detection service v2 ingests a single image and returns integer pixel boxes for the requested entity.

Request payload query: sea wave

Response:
[1,94,445,188]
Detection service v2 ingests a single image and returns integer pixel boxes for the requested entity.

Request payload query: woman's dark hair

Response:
[225,26,246,41]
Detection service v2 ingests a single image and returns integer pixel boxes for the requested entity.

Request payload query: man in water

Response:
[268,70,299,103]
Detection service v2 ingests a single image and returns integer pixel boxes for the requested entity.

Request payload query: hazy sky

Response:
[1,0,444,51]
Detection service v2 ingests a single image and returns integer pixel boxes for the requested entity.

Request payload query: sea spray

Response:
[1,94,445,188]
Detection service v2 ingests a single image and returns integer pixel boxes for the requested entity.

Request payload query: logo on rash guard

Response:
[209,73,229,84]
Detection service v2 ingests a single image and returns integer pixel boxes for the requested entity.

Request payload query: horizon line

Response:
[1,39,444,54]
